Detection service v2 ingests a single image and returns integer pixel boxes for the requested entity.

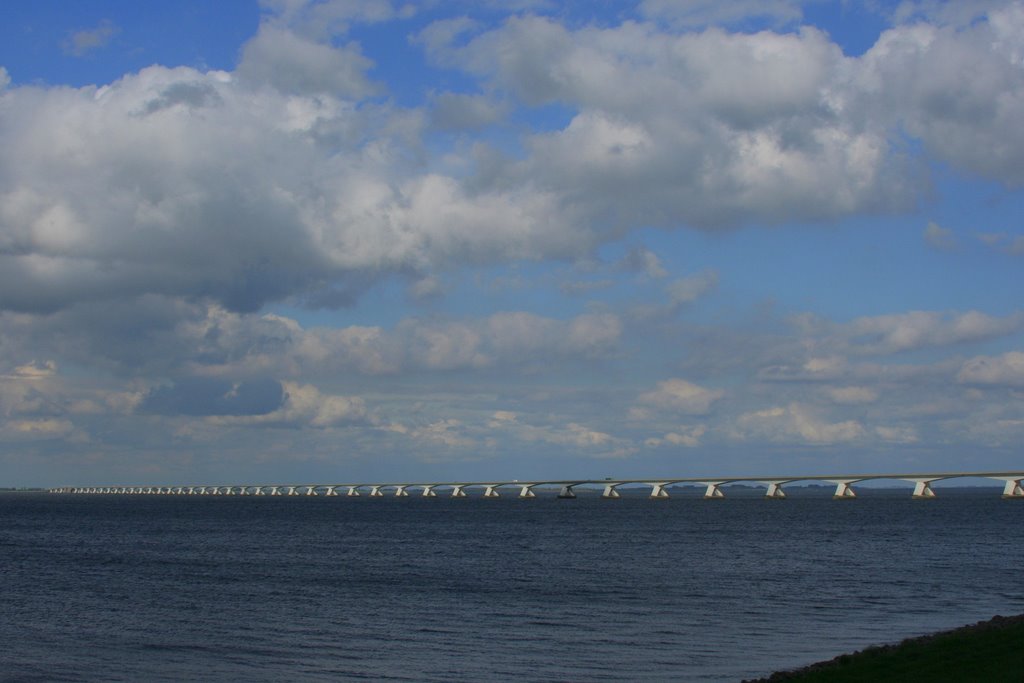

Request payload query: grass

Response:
[746,614,1024,682]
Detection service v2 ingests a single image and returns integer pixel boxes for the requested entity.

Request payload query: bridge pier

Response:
[601,483,621,499]
[304,485,318,496]
[394,485,409,497]
[324,486,338,496]
[1000,478,1023,498]
[483,485,500,498]
[347,486,360,497]
[558,485,577,499]
[831,479,859,499]
[764,481,788,499]
[909,479,937,499]
[421,485,437,497]
[519,484,536,498]
[702,482,726,499]
[909,479,938,499]
[285,486,299,496]
[649,483,670,499]
[369,486,384,497]
[451,485,467,498]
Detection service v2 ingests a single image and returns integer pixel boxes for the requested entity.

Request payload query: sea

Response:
[2,486,1022,682]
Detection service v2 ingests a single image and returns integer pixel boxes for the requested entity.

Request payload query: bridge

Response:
[49,471,1024,499]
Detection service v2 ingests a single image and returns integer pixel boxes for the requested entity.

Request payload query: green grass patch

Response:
[748,615,1024,682]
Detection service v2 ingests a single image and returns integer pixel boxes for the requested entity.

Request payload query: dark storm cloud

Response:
[140,377,285,417]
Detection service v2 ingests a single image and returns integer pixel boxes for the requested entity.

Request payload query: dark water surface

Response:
[2,489,1022,681]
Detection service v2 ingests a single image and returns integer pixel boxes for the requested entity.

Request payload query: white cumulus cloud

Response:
[638,378,724,415]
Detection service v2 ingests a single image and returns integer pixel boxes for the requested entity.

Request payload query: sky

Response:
[0,0,1022,487]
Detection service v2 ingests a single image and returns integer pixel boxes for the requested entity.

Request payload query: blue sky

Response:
[1,0,1022,487]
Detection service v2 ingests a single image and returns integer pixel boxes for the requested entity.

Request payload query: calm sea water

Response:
[2,488,1022,682]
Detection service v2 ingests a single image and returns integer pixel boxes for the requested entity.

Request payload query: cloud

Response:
[488,414,637,458]
[3,8,1022,327]
[207,381,369,428]
[789,310,1024,356]
[237,24,379,97]
[645,424,706,448]
[637,378,724,415]
[957,351,1024,387]
[407,275,445,301]
[429,92,505,131]
[875,425,919,444]
[62,21,119,57]
[0,417,77,441]
[844,310,1024,354]
[164,307,622,378]
[924,221,957,251]
[140,377,285,417]
[5,361,58,380]
[257,0,413,39]
[759,355,847,382]
[857,6,1024,185]
[667,269,718,306]
[618,247,667,279]
[977,232,1024,255]
[423,16,913,229]
[827,386,878,404]
[733,403,864,445]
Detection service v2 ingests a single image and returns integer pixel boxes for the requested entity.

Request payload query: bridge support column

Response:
[451,485,467,498]
[831,480,859,499]
[483,485,500,498]
[421,485,437,497]
[558,485,577,499]
[649,483,670,499]
[519,485,536,498]
[285,486,298,496]
[304,486,318,496]
[765,481,787,499]
[1001,478,1023,498]
[253,487,265,495]
[324,487,338,496]
[269,487,281,496]
[702,482,726,499]
[602,483,621,499]
[347,486,360,497]
[369,486,383,497]
[909,479,937,499]
[395,485,409,497]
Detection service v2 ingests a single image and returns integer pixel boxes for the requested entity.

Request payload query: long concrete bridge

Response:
[50,471,1024,499]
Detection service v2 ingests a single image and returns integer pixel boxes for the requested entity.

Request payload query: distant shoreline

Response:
[745,613,1024,682]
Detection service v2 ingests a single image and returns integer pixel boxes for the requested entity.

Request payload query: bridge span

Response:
[50,471,1024,499]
